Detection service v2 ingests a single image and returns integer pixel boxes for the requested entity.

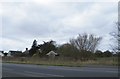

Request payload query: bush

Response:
[57,43,95,61]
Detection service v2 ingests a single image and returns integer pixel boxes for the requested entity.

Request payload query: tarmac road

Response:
[2,63,119,77]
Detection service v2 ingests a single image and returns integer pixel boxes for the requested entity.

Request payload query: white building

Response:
[7,51,11,57]
[46,51,58,58]
[0,51,4,57]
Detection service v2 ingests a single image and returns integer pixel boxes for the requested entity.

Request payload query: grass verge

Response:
[2,57,118,67]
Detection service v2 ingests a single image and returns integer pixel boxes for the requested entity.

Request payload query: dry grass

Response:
[2,57,118,67]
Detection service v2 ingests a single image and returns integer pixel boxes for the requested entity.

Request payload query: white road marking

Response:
[42,67,118,73]
[23,71,64,77]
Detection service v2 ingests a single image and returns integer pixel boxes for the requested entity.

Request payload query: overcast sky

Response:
[0,0,118,52]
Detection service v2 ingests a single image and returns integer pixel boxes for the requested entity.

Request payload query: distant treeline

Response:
[3,33,118,61]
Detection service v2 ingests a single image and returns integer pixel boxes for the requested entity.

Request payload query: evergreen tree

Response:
[39,40,57,57]
[29,39,38,57]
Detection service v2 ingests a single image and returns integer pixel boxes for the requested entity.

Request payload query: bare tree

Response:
[117,23,120,53]
[118,23,120,53]
[110,22,120,54]
[70,33,102,53]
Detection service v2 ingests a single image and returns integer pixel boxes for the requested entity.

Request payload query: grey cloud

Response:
[2,2,118,51]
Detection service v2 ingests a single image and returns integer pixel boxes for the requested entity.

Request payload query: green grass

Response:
[2,57,118,67]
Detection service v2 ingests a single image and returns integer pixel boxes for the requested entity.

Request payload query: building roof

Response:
[46,51,58,56]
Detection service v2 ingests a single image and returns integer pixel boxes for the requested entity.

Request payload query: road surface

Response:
[2,63,118,77]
